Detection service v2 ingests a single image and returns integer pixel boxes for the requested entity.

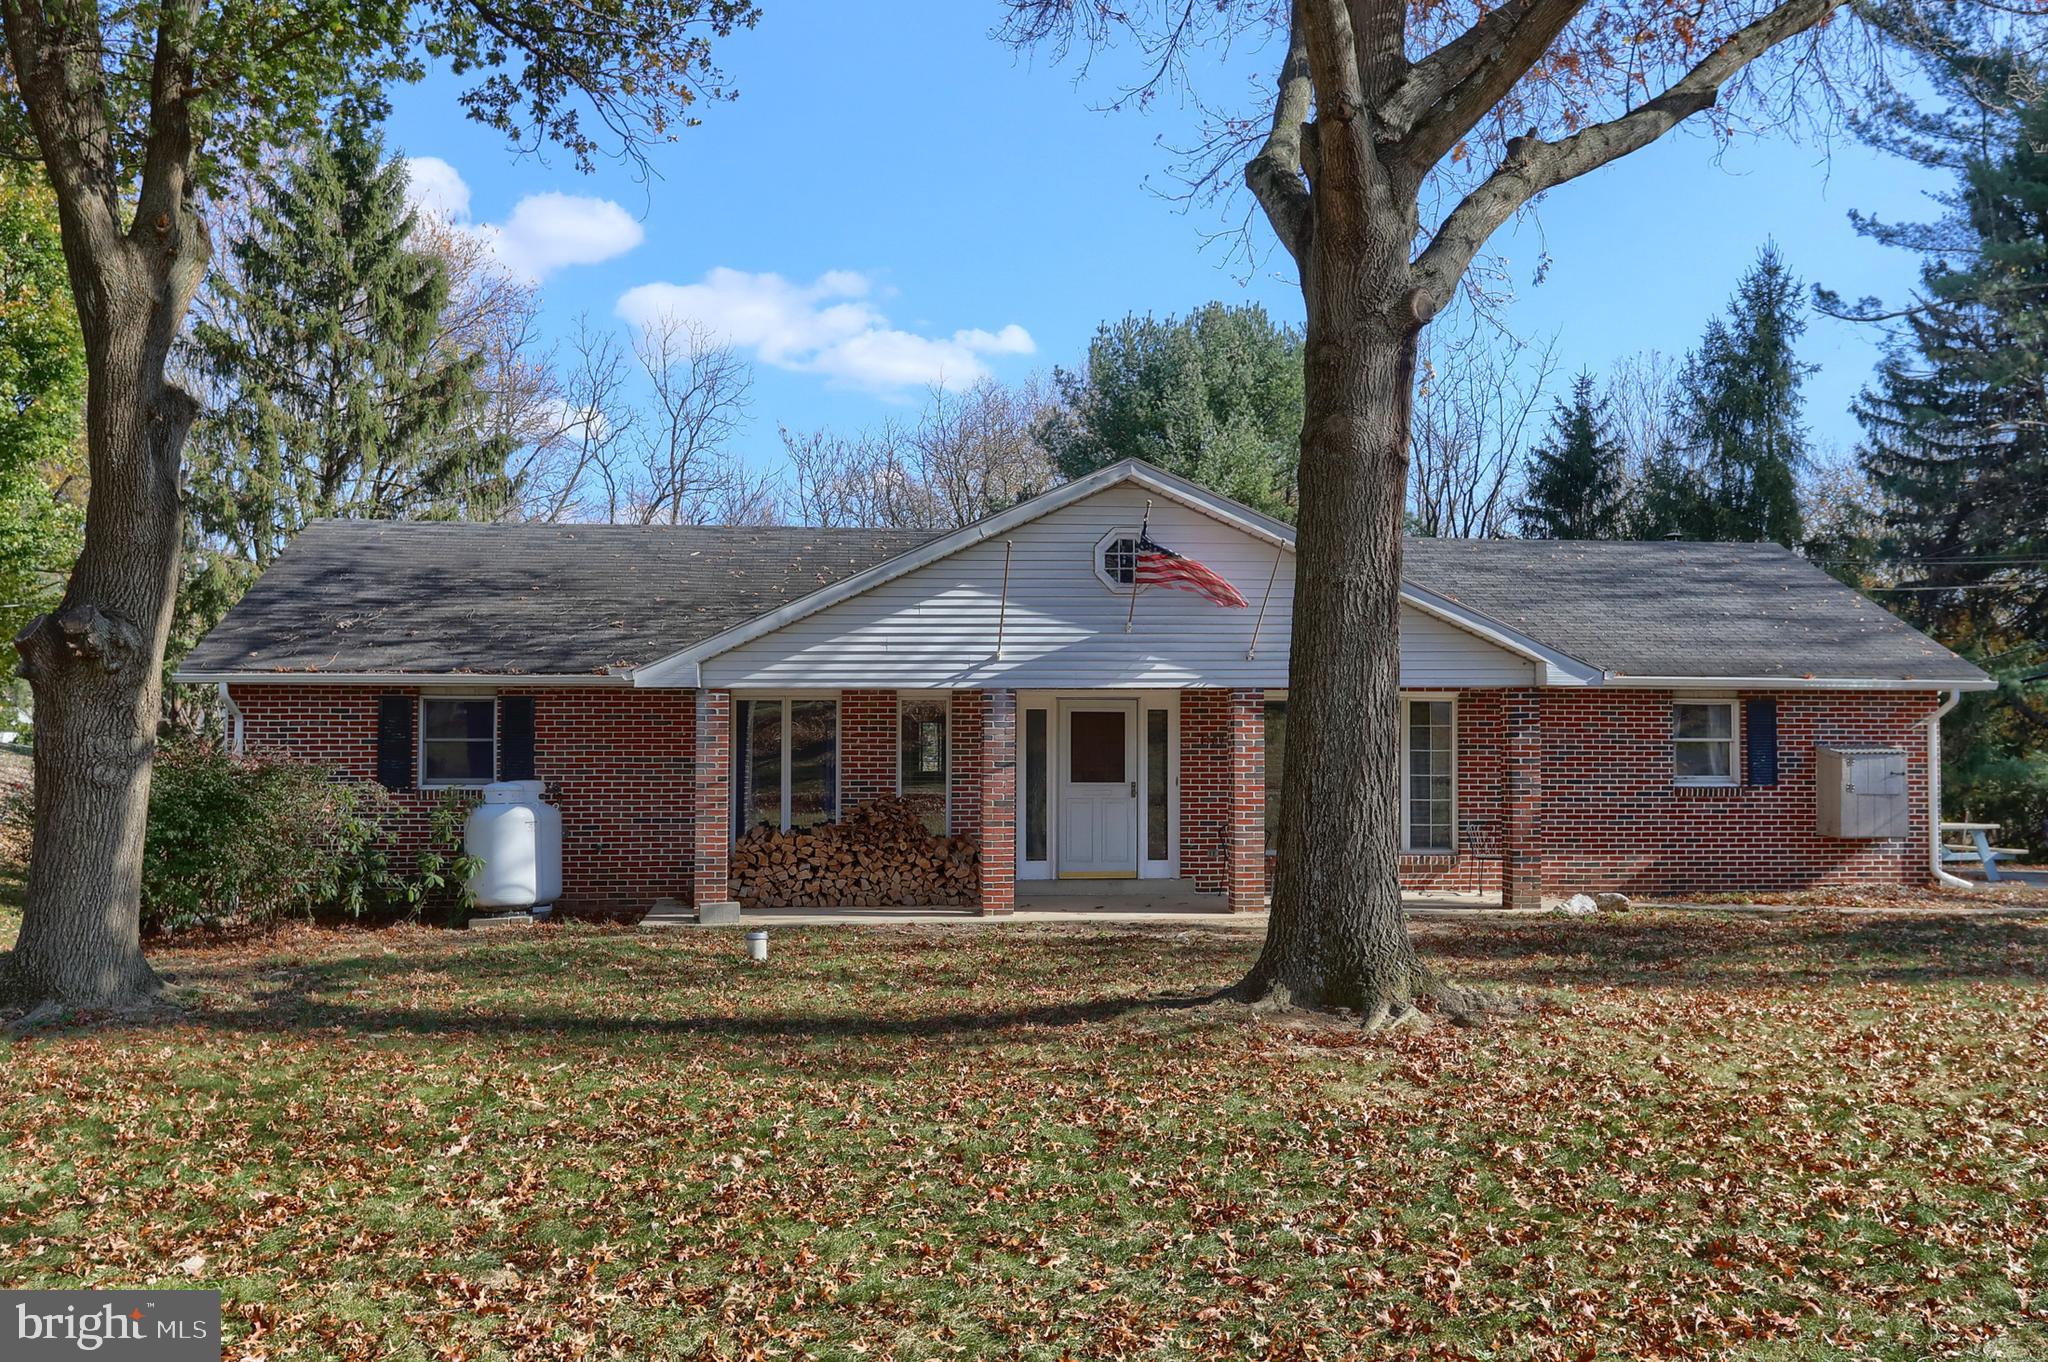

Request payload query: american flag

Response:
[1135,532,1248,609]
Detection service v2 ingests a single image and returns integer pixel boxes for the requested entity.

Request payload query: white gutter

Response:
[1924,689,1972,890]
[177,671,630,687]
[1600,673,1999,693]
[217,682,245,755]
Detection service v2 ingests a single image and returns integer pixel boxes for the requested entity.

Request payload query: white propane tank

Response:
[465,784,538,908]
[500,779,563,905]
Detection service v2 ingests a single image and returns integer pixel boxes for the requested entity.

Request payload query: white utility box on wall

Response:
[1815,746,1910,839]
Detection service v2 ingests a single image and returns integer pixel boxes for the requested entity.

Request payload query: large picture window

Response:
[420,696,496,787]
[899,695,949,835]
[1673,700,1738,786]
[734,698,839,833]
[1262,696,1454,853]
[1403,700,1455,853]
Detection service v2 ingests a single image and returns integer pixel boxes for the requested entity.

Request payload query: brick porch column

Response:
[976,688,1017,916]
[1226,689,1267,912]
[1501,688,1544,910]
[692,688,741,923]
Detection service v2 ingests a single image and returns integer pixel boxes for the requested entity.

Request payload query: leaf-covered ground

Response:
[3,912,2045,1361]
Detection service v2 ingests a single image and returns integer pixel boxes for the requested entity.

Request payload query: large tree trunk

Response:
[3,245,200,1012]
[1238,170,1431,1020]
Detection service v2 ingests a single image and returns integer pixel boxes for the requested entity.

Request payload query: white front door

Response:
[1058,700,1139,878]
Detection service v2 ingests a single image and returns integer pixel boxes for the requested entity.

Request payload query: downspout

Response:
[1923,689,1970,889]
[218,682,245,756]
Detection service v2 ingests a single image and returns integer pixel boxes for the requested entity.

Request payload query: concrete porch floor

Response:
[716,881,1503,927]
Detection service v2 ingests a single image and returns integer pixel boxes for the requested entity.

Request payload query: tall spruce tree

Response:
[184,116,512,574]
[175,116,514,686]
[1043,302,1304,520]
[1845,43,2048,647]
[1636,244,1814,544]
[1514,372,1630,538]
[1836,21,2048,855]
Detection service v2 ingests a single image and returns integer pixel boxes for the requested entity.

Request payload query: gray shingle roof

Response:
[179,520,937,676]
[1401,538,1986,684]
[181,516,1987,687]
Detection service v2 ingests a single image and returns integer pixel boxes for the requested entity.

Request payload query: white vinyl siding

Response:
[701,487,1537,689]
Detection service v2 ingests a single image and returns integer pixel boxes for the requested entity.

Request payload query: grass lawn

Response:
[3,912,2045,1361]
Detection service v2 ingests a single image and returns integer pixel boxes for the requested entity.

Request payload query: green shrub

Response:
[139,740,384,933]
[131,740,481,935]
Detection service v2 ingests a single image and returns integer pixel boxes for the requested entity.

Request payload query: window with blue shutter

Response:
[1744,699,1779,786]
[375,695,414,790]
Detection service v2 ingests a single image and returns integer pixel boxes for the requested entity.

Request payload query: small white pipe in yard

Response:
[746,929,769,963]
[1924,689,1972,890]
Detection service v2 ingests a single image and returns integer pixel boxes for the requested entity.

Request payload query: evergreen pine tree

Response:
[1514,372,1629,538]
[1837,17,2048,856]
[173,115,514,703]
[1635,244,1813,544]
[184,114,512,573]
[1043,302,1304,519]
[1847,51,2048,646]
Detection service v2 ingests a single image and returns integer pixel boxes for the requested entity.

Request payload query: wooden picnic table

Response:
[1941,821,2019,883]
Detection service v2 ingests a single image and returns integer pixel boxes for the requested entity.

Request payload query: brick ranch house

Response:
[178,460,1992,917]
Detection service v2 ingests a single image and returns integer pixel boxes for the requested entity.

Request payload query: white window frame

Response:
[1399,693,1458,854]
[1245,690,1459,856]
[896,690,952,834]
[1093,526,1142,596]
[1672,697,1741,788]
[733,693,842,833]
[418,694,498,789]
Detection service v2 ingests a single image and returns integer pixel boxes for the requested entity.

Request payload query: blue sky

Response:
[383,0,1948,480]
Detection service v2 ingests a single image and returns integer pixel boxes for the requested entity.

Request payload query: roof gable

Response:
[630,460,1588,688]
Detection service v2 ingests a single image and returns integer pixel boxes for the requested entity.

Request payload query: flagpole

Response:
[1124,501,1150,633]
[1245,542,1283,660]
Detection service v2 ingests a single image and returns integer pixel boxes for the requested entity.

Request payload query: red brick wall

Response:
[841,690,898,808]
[976,689,1016,915]
[950,691,987,846]
[1179,690,1233,893]
[1536,688,1936,894]
[1239,686,1937,901]
[235,681,1941,916]
[691,689,730,911]
[230,684,694,916]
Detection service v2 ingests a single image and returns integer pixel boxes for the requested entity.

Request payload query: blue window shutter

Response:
[499,696,536,780]
[1744,699,1779,786]
[376,695,414,790]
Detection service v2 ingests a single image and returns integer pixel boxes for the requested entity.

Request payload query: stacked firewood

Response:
[729,797,980,907]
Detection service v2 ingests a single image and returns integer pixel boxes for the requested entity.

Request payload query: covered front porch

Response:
[689,687,1276,919]
[685,684,1536,920]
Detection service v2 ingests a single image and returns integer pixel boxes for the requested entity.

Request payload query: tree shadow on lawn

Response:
[1414,911,2048,992]
[139,927,1248,1049]
[62,912,2044,1046]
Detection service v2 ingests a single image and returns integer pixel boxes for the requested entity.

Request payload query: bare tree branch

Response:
[1386,0,1589,170]
[1244,0,1313,261]
[1410,0,1849,315]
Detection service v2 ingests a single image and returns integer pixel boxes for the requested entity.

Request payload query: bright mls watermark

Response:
[2,1292,219,1360]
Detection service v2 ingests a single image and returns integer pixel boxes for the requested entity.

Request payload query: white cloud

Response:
[615,268,1035,395]
[403,156,470,222]
[401,158,643,283]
